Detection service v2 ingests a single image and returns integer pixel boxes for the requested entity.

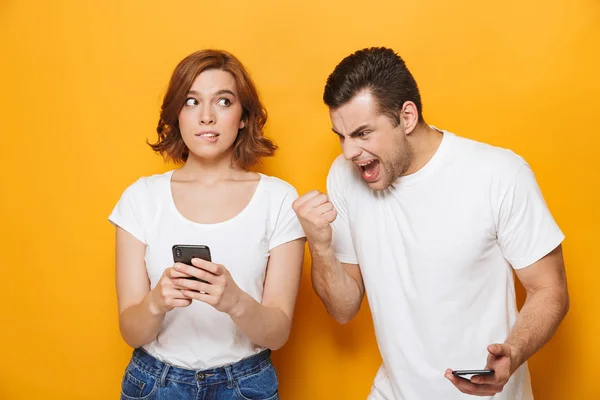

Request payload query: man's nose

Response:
[342,138,361,161]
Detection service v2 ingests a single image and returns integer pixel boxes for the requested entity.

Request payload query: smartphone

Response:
[452,369,495,379]
[172,244,212,283]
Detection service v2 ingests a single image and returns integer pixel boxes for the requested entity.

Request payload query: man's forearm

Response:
[310,243,363,324]
[505,287,569,368]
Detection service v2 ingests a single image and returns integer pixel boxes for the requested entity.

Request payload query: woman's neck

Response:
[177,150,248,184]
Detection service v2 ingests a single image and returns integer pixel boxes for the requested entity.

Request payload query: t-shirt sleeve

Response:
[108,178,147,244]
[496,163,565,269]
[327,156,359,265]
[269,186,306,251]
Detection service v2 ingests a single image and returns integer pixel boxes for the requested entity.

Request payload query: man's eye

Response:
[185,98,198,106]
[217,98,231,106]
[358,131,370,137]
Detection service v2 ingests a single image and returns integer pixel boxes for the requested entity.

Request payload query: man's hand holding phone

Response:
[445,343,517,396]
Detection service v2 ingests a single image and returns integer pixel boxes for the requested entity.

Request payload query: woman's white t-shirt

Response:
[109,170,305,369]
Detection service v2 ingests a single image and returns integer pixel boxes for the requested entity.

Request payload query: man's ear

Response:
[400,101,419,135]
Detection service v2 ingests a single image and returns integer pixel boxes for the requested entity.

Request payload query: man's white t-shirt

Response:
[109,170,305,370]
[328,130,564,399]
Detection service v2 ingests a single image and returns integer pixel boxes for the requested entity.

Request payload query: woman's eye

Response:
[185,98,198,106]
[217,98,231,106]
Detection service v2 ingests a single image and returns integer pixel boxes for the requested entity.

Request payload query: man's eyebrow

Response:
[332,125,372,137]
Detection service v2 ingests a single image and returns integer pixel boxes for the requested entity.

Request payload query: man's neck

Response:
[404,123,444,175]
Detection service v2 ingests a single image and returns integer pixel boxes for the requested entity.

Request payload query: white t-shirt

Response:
[109,170,305,370]
[328,130,564,400]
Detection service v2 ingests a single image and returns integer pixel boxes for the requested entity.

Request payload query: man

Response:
[292,47,569,399]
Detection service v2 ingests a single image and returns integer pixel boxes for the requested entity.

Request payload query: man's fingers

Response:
[293,190,323,209]
[475,367,509,386]
[302,193,330,210]
[322,209,338,223]
[446,370,478,394]
[293,191,338,231]
[445,370,504,396]
[470,373,497,385]
[488,343,509,357]
[294,191,330,215]
[315,201,334,215]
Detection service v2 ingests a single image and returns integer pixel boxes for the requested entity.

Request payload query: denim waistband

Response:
[131,347,272,386]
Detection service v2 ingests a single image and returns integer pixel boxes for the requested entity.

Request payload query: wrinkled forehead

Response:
[329,91,381,134]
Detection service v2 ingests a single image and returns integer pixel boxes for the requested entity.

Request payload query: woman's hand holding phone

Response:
[172,259,244,315]
[147,267,194,315]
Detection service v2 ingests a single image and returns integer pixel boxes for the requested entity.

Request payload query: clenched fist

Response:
[292,190,337,250]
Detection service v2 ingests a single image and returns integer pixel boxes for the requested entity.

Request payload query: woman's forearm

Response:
[119,294,166,348]
[228,292,292,350]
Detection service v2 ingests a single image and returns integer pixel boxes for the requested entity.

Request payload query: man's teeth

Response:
[358,160,377,177]
[359,160,375,171]
[359,160,374,168]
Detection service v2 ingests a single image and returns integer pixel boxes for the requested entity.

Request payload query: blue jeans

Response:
[120,348,279,400]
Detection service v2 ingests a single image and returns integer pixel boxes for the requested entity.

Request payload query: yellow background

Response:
[1,0,598,398]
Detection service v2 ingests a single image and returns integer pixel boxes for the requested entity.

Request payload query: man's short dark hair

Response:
[323,47,423,125]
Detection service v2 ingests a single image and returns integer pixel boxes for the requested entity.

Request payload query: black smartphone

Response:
[452,369,495,379]
[172,244,212,283]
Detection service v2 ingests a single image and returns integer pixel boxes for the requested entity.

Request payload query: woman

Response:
[109,49,305,400]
